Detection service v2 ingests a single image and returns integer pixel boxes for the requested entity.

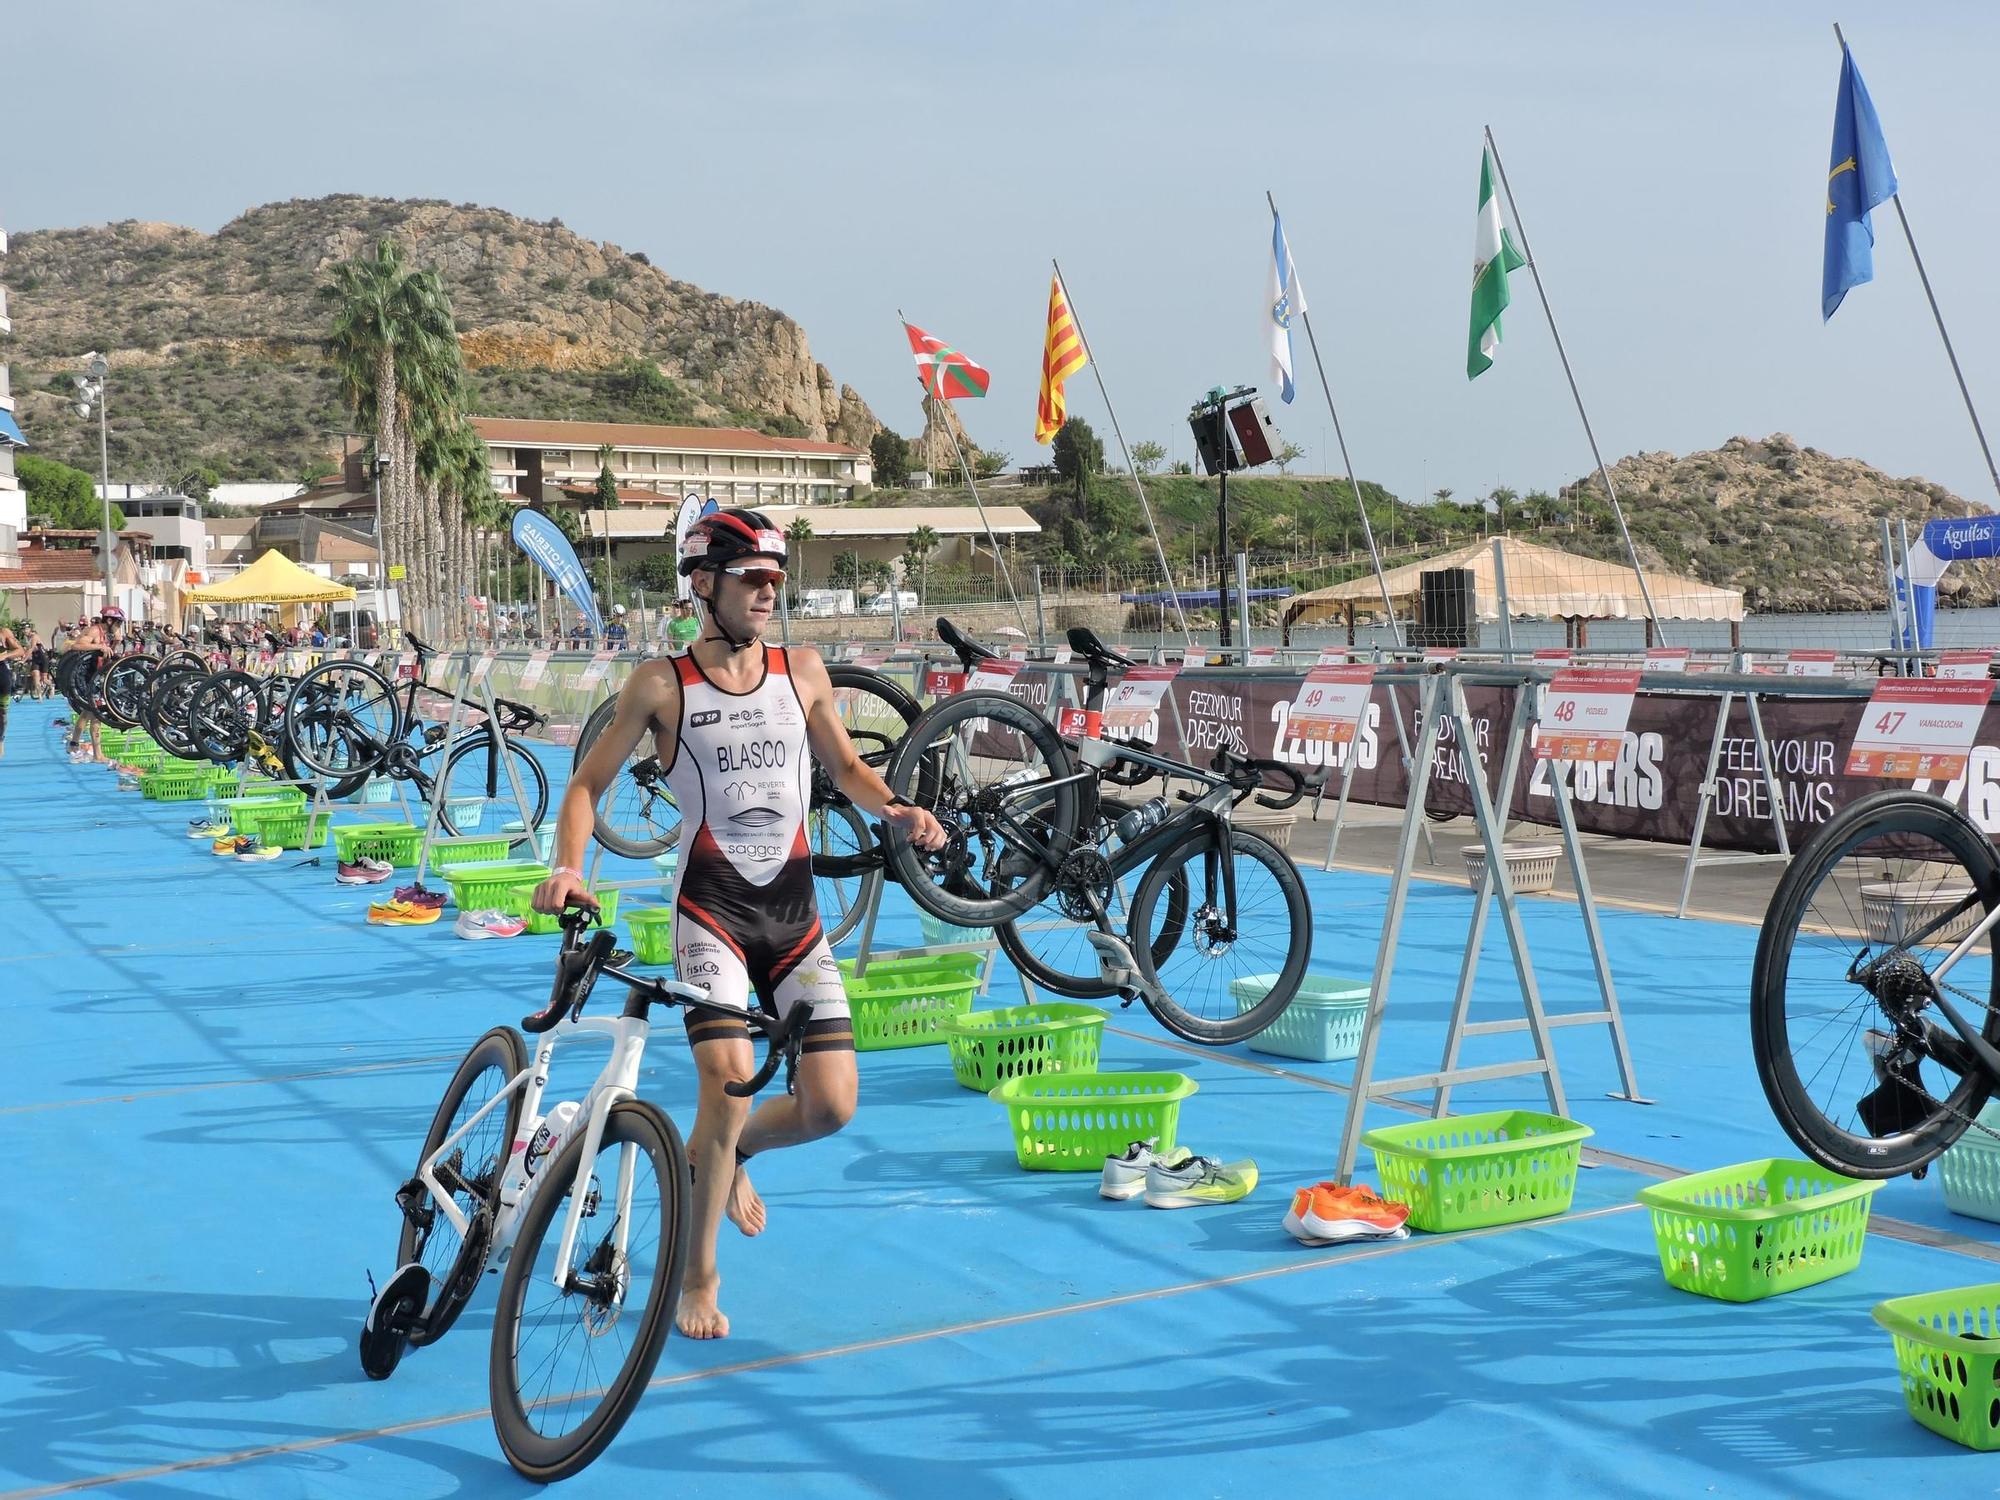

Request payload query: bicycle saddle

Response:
[1065,627,1133,670]
[403,633,434,658]
[936,617,998,666]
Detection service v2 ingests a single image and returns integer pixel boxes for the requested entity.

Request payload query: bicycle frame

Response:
[418,1008,650,1290]
[1876,892,2000,1081]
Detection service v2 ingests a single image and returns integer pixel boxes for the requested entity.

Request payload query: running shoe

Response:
[1285,1182,1411,1244]
[368,898,442,926]
[212,834,253,856]
[187,818,230,838]
[454,908,527,940]
[1100,1140,1195,1201]
[336,856,395,886]
[237,843,284,863]
[392,883,448,910]
[1143,1154,1259,1209]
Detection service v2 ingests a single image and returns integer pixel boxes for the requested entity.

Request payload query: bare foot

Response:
[726,1164,767,1237]
[676,1278,730,1339]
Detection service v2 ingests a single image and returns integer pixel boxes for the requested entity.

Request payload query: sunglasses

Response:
[721,565,786,589]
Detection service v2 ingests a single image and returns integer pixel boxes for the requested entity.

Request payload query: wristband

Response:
[552,865,584,880]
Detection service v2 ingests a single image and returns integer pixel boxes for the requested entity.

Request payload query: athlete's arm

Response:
[531,661,680,913]
[792,648,947,851]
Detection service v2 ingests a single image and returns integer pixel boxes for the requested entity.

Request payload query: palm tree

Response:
[903,523,938,603]
[594,442,620,617]
[1490,486,1519,534]
[323,239,411,598]
[785,516,814,586]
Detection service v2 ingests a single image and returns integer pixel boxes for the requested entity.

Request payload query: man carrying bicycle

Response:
[534,507,945,1340]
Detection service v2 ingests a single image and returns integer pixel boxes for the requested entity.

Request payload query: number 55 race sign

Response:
[1532,668,1640,762]
[1846,678,1995,780]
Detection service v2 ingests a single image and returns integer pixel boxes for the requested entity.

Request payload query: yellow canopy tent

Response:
[185,550,356,605]
[184,549,356,632]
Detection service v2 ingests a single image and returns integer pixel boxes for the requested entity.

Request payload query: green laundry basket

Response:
[988,1070,1198,1172]
[836,953,982,1050]
[1363,1109,1592,1232]
[623,905,676,965]
[1874,1282,2000,1450]
[1637,1158,1880,1302]
[942,1002,1107,1092]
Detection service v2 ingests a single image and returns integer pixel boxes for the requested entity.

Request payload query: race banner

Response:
[512,508,604,638]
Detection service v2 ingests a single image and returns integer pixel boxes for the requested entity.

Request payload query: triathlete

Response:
[62,609,121,763]
[0,619,26,760]
[533,508,945,1341]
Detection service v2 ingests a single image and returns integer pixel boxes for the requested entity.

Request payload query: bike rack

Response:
[411,648,548,888]
[1332,665,1651,1187]
[1674,650,1794,917]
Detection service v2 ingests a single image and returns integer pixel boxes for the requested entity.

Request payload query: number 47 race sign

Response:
[1846,678,1995,780]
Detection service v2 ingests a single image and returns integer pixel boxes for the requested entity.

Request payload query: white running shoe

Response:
[454,908,527,940]
[1099,1140,1195,1200]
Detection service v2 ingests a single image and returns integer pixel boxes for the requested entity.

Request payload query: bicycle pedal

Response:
[1084,930,1138,988]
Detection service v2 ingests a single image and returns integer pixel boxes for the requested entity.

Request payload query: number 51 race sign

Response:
[1845,678,1995,780]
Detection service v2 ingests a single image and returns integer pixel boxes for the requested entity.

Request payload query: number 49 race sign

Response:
[1846,678,1995,780]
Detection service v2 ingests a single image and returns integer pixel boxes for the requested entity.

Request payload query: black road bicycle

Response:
[883,621,1313,1045]
[283,636,551,840]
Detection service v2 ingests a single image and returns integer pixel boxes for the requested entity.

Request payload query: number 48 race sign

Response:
[1845,678,1995,780]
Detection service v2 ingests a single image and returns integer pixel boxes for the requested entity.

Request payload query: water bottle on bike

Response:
[1115,797,1172,843]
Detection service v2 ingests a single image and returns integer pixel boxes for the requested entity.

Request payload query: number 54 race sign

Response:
[1846,678,1995,780]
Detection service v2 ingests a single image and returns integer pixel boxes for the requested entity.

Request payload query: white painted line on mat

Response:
[0,1202,1644,1498]
[0,1054,465,1116]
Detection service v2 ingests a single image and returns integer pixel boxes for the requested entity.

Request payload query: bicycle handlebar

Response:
[522,902,805,1097]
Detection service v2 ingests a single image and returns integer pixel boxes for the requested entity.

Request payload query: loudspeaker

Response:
[1411,568,1474,648]
[1189,408,1236,476]
[1226,398,1280,468]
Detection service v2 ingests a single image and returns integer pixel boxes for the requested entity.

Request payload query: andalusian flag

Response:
[903,320,991,400]
[1468,145,1527,380]
[1035,273,1088,444]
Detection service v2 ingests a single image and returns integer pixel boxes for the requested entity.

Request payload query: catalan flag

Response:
[903,320,990,400]
[1035,273,1088,445]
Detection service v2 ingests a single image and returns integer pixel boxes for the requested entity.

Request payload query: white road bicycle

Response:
[360,903,814,1483]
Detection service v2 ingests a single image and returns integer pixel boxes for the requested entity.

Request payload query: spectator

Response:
[668,597,700,650]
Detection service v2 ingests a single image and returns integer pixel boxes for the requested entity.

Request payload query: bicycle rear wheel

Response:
[810,799,878,947]
[994,799,1191,999]
[286,659,400,779]
[883,690,1082,926]
[490,1098,689,1483]
[1751,790,2000,1178]
[1131,824,1312,1045]
[145,668,205,760]
[395,1026,527,1348]
[575,694,680,859]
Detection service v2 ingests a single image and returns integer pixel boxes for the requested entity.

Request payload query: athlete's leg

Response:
[676,922,757,1341]
[737,936,858,1156]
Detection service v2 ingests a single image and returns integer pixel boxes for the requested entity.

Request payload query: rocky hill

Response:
[1559,433,1997,611]
[5,195,879,482]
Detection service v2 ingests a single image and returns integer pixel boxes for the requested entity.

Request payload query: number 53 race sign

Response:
[1845,678,1995,780]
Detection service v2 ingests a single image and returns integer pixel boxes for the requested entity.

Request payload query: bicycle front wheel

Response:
[1751,789,2000,1178]
[490,1098,690,1483]
[286,659,400,779]
[883,690,1082,926]
[440,736,550,838]
[1131,824,1312,1045]
[397,1026,527,1348]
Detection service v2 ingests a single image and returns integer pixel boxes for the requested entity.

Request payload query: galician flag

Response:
[1267,213,1307,403]
[1468,145,1527,380]
[902,320,991,400]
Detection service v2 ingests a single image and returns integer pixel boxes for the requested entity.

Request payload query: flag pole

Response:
[898,311,1028,630]
[1833,23,2000,506]
[1483,125,1668,645]
[1051,259,1193,643]
[1269,190,1402,647]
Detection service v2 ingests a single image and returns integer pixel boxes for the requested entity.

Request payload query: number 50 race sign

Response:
[1846,678,1996,780]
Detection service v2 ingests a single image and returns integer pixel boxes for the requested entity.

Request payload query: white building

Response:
[0,222,24,569]
[473,416,873,509]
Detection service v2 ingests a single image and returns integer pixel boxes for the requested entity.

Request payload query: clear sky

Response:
[14,1,2000,508]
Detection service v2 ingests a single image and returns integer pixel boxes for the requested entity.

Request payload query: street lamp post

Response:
[74,354,114,615]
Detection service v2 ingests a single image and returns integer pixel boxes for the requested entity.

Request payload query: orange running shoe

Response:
[1285,1182,1410,1244]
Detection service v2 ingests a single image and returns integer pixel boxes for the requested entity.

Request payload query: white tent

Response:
[1282,535,1742,632]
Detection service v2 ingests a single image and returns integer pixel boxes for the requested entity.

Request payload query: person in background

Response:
[667,596,700,649]
[0,619,26,759]
[605,605,629,650]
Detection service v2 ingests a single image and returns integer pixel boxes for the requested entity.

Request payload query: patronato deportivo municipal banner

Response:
[974,667,2000,854]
